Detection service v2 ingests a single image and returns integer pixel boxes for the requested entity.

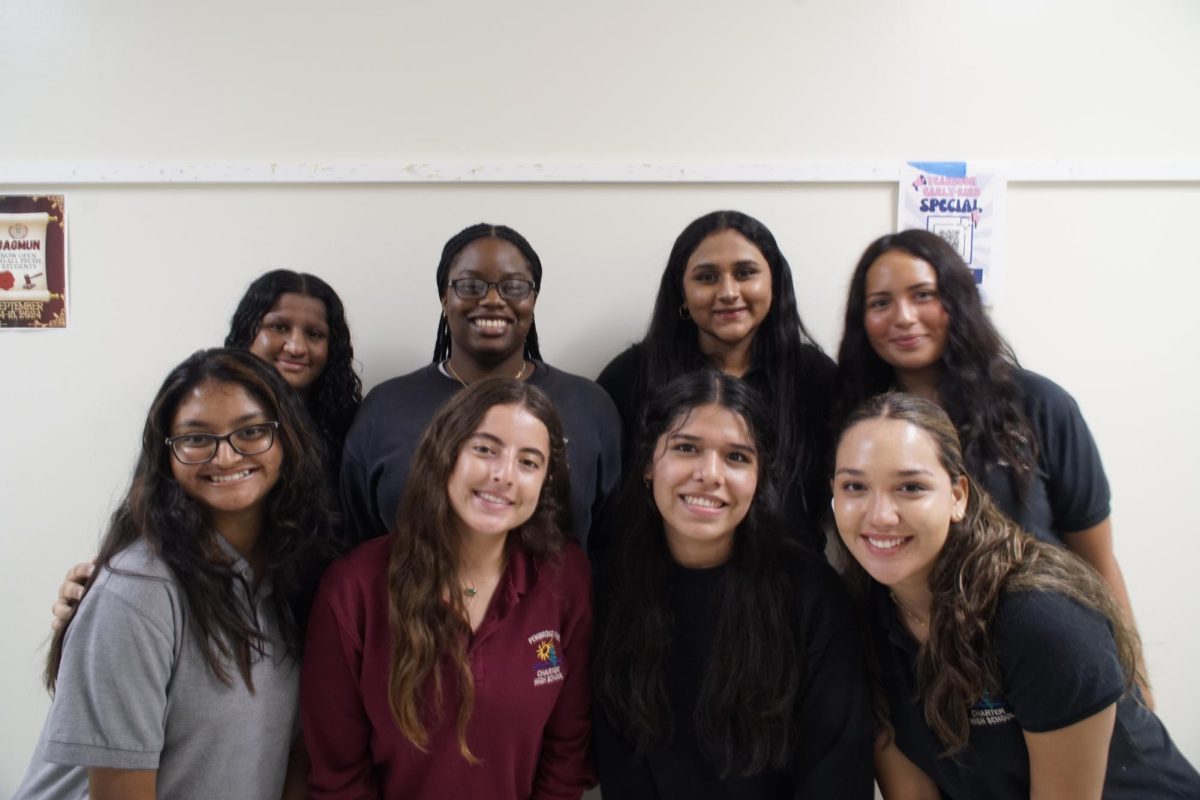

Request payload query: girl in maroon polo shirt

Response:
[301,378,593,799]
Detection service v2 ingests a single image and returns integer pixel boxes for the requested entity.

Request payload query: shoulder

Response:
[992,589,1118,673]
[1012,369,1086,418]
[780,547,856,637]
[534,543,593,603]
[799,342,837,374]
[72,541,181,644]
[359,364,449,410]
[535,362,621,420]
[315,535,391,609]
[596,343,644,387]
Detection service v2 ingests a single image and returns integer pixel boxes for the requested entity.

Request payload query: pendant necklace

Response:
[890,590,929,631]
[444,359,527,388]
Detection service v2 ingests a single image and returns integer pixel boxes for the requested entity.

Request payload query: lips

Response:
[861,534,911,554]
[474,490,514,509]
[889,335,926,349]
[204,468,256,484]
[275,358,309,371]
[711,307,748,321]
[470,317,513,335]
[681,494,728,516]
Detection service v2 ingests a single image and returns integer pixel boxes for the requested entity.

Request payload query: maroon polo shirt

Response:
[301,535,594,799]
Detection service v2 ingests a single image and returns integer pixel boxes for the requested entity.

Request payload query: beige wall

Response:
[3,0,1199,792]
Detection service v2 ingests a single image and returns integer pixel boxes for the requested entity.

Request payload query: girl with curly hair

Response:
[831,392,1198,799]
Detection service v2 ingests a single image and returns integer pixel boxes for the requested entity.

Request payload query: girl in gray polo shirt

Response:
[16,348,336,800]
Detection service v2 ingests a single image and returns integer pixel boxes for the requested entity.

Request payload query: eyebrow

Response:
[174,411,267,431]
[867,281,937,297]
[690,259,761,271]
[667,432,757,455]
[472,431,546,460]
[453,269,533,280]
[834,466,937,477]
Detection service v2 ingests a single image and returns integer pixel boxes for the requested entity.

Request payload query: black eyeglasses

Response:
[448,278,537,301]
[165,422,280,465]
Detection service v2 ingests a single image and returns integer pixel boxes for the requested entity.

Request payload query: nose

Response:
[717,273,740,302]
[212,438,241,468]
[283,330,308,355]
[894,299,917,326]
[491,453,516,484]
[480,284,506,307]
[693,450,724,485]
[866,491,899,527]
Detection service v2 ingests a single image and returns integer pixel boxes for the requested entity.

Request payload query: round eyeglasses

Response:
[448,278,537,301]
[165,422,280,465]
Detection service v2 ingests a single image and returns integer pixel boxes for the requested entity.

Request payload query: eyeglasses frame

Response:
[164,421,281,465]
[447,277,538,301]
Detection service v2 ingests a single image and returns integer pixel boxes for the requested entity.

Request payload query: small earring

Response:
[678,302,691,320]
[830,497,836,511]
[952,509,963,522]
[643,478,651,490]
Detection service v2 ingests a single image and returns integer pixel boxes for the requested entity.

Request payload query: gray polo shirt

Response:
[15,537,298,800]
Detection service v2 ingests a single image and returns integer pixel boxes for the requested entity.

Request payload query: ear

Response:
[951,475,968,521]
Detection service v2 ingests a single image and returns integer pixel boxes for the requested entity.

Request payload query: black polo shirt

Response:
[871,585,1200,798]
[972,370,1111,545]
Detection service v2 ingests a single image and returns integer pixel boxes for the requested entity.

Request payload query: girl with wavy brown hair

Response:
[831,392,1198,799]
[301,377,594,798]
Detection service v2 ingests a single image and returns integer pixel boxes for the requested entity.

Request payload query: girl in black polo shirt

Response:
[593,371,872,799]
[831,392,1199,799]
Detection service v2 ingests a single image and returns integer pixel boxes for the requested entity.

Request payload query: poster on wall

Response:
[0,195,67,329]
[899,162,1004,306]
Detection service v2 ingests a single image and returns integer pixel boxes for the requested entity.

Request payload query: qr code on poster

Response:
[928,217,973,262]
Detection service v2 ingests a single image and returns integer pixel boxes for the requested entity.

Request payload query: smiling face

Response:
[682,229,773,353]
[169,379,283,534]
[863,250,951,386]
[249,292,330,392]
[442,238,537,367]
[832,417,967,595]
[647,403,759,568]
[446,402,551,541]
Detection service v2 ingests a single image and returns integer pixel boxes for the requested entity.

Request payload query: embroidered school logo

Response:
[969,692,1016,727]
[528,629,564,687]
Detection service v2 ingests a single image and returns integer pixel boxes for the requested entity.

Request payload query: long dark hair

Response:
[637,210,833,530]
[431,223,544,363]
[386,378,571,761]
[46,348,336,692]
[833,393,1142,753]
[835,230,1036,483]
[593,370,805,776]
[225,269,362,458]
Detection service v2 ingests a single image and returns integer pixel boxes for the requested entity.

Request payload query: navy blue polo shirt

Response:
[871,585,1199,798]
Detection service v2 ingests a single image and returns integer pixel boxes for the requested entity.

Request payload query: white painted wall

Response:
[2,0,1198,793]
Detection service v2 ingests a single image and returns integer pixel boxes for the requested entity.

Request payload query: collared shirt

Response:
[15,537,297,800]
[871,584,1200,799]
[302,535,594,799]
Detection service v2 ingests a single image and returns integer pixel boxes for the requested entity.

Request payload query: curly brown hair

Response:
[385,377,572,761]
[833,392,1143,753]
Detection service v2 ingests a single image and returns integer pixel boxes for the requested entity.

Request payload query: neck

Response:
[447,349,528,385]
[896,365,940,402]
[458,529,509,578]
[697,331,754,378]
[889,579,934,640]
[212,509,266,577]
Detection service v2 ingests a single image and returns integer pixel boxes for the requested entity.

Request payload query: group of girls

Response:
[19,211,1199,799]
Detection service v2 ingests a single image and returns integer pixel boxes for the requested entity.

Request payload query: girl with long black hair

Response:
[17,348,335,799]
[592,370,872,798]
[597,210,835,553]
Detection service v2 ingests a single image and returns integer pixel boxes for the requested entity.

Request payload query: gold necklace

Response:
[890,590,929,630]
[444,359,527,388]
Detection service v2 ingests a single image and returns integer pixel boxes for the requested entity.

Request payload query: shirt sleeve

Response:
[339,411,388,545]
[42,580,176,770]
[992,590,1125,733]
[532,548,597,799]
[790,564,875,799]
[301,568,381,799]
[1024,373,1111,534]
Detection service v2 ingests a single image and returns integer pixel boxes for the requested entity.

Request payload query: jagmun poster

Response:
[0,195,67,329]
